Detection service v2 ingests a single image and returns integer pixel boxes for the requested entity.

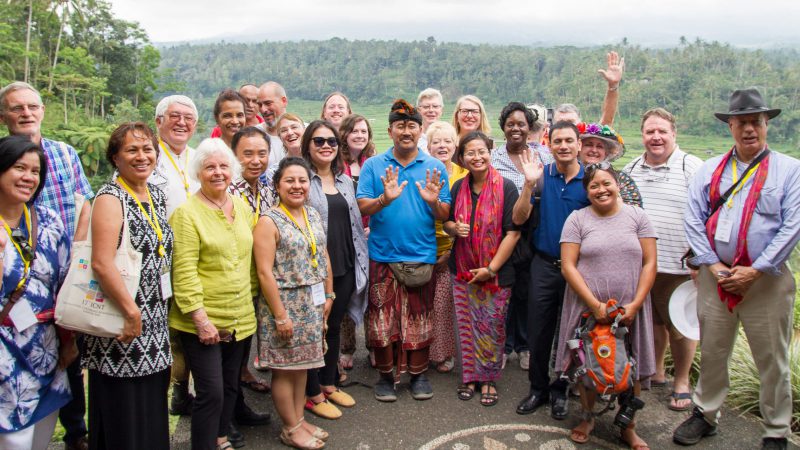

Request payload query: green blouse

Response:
[168,194,257,338]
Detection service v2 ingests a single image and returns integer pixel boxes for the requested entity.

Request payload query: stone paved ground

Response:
[169,350,799,450]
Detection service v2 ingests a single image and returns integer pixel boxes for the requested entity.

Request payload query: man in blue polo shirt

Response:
[511,121,589,419]
[357,99,450,402]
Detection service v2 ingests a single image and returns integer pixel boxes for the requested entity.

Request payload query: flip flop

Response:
[239,379,270,393]
[457,383,476,401]
[668,391,693,411]
[650,379,667,388]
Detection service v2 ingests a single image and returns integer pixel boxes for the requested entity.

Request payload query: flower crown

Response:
[576,122,624,145]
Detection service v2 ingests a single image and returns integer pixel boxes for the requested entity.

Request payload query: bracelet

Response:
[608,84,619,92]
[275,317,289,325]
[377,194,386,207]
[197,319,210,328]
[486,266,497,277]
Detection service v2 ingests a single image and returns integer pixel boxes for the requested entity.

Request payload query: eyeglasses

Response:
[163,113,197,124]
[418,104,442,111]
[311,137,338,148]
[463,149,491,158]
[8,104,42,114]
[11,228,35,262]
[458,108,481,117]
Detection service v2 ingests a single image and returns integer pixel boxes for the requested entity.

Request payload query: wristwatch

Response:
[325,292,336,300]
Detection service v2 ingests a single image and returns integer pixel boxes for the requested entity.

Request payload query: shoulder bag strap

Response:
[0,209,39,324]
[704,149,770,224]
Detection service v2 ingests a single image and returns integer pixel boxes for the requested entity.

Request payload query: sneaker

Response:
[374,377,397,402]
[762,438,788,450]
[519,350,530,371]
[673,407,718,445]
[410,374,434,400]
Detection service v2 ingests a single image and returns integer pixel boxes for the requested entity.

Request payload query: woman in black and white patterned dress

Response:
[82,123,174,450]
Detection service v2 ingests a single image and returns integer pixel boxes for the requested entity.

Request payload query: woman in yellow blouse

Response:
[169,138,257,450]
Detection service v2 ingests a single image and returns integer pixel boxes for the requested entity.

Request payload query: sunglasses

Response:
[311,137,338,148]
[11,228,35,262]
[218,329,236,343]
[585,161,612,172]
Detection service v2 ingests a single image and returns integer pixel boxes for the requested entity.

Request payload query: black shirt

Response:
[326,192,356,277]
[447,176,520,286]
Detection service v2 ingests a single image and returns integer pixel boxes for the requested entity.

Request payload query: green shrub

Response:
[726,332,800,434]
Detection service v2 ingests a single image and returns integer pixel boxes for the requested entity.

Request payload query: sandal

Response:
[569,418,594,444]
[216,442,233,450]
[457,383,476,401]
[480,382,499,407]
[621,422,649,450]
[436,358,454,373]
[280,422,325,449]
[240,378,271,393]
[339,354,354,370]
[668,391,693,411]
[299,416,329,441]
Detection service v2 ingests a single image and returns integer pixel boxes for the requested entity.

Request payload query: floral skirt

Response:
[258,286,324,370]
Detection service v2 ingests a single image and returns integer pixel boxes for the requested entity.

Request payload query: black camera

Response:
[613,391,645,429]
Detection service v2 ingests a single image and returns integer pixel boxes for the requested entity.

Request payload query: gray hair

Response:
[259,81,286,98]
[188,138,242,183]
[554,103,580,120]
[0,82,42,114]
[155,95,198,120]
[417,88,443,106]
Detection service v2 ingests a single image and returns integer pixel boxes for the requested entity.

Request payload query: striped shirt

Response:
[623,146,703,274]
[35,138,94,245]
[491,143,555,194]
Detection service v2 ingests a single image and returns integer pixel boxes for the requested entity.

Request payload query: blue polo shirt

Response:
[357,147,451,263]
[532,162,590,258]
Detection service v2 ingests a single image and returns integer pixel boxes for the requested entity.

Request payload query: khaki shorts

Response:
[651,272,692,340]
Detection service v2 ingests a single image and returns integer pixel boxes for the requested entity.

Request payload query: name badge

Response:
[311,283,326,306]
[10,298,38,332]
[715,213,734,244]
[161,269,173,299]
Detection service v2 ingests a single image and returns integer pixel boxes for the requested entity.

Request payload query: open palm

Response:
[416,168,445,203]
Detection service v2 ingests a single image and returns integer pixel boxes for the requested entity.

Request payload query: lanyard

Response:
[727,158,760,208]
[0,205,32,290]
[242,189,261,226]
[117,177,166,257]
[159,140,190,193]
[278,204,318,268]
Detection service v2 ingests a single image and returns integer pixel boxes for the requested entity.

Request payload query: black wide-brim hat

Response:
[714,88,781,122]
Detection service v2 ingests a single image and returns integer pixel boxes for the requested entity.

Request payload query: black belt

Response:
[535,251,561,268]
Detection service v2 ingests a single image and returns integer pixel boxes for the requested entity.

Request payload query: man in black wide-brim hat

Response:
[675,88,800,450]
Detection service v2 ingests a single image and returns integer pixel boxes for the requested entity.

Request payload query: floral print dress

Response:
[259,207,328,370]
[0,206,71,432]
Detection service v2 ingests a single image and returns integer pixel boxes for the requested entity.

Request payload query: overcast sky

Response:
[111,0,800,48]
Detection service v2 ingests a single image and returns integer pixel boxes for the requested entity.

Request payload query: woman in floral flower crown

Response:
[577,122,642,207]
[443,131,520,407]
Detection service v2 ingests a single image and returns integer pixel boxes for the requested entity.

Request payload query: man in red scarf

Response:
[675,88,800,450]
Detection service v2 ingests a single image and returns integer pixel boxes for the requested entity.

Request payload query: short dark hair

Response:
[499,101,536,130]
[339,114,375,164]
[582,162,619,190]
[454,130,493,166]
[549,120,581,141]
[213,88,246,120]
[231,126,271,155]
[272,156,312,191]
[301,120,344,175]
[0,135,47,202]
[106,122,158,169]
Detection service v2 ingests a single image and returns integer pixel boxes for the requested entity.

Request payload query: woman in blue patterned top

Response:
[0,135,74,449]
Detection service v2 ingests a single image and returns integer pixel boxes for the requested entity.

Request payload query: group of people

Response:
[1,51,798,450]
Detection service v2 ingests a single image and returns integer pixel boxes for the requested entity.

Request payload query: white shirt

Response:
[623,146,703,274]
[150,144,200,218]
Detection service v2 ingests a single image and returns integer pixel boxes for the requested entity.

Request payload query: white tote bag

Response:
[55,199,143,338]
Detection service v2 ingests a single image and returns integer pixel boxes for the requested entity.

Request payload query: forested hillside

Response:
[159,38,800,147]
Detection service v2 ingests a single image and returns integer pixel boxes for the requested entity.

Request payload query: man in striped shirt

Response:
[0,81,93,450]
[623,108,702,411]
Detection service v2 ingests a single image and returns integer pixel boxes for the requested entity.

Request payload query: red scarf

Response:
[705,147,770,311]
[454,167,504,292]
